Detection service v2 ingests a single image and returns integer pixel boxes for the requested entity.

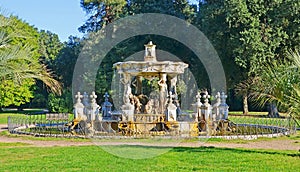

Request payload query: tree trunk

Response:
[267,103,280,118]
[243,94,249,115]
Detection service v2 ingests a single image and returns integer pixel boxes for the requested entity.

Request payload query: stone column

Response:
[213,92,221,120]
[219,92,229,120]
[200,91,212,133]
[201,91,211,121]
[194,92,202,122]
[90,91,100,121]
[166,91,177,121]
[74,92,85,120]
[158,73,168,114]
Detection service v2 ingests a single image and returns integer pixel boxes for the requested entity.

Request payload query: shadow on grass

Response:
[172,146,300,158]
[101,144,300,158]
[99,143,300,159]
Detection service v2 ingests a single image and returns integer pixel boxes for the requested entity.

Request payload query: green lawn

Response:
[0,113,26,124]
[1,110,299,171]
[0,110,74,125]
[229,111,268,116]
[0,109,46,124]
[0,145,299,171]
[228,116,290,125]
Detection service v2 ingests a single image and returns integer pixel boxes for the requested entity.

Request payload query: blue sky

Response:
[0,0,86,42]
[0,0,199,42]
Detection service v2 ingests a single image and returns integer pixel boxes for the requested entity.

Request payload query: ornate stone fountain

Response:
[71,41,231,136]
[113,41,189,122]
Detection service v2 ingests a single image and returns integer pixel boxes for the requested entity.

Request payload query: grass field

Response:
[0,109,45,124]
[0,113,26,124]
[0,145,299,171]
[1,110,299,171]
[0,110,73,125]
[229,111,268,116]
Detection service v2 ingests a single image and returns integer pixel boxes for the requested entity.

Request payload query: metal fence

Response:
[7,113,297,139]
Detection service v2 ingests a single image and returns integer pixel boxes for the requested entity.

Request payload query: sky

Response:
[0,0,86,42]
[0,0,199,42]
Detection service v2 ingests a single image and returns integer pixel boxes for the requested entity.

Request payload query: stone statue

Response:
[120,73,132,104]
[158,73,168,113]
[132,95,142,114]
[147,47,152,57]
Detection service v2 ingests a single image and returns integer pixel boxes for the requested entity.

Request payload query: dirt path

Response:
[0,124,7,133]
[0,124,299,151]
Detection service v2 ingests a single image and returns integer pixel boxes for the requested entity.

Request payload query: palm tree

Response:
[235,77,258,115]
[247,50,300,121]
[0,14,61,95]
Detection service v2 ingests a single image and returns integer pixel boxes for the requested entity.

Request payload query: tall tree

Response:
[224,0,299,113]
[30,30,64,108]
[54,36,82,88]
[79,0,128,33]
[248,50,300,119]
[38,30,63,66]
[79,0,197,100]
[196,0,244,110]
[0,14,61,109]
[79,0,195,33]
[45,36,83,112]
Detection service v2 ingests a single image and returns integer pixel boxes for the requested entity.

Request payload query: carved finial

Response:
[195,91,202,108]
[104,92,110,102]
[75,92,83,103]
[203,90,210,104]
[144,41,156,61]
[220,92,227,104]
[90,91,97,104]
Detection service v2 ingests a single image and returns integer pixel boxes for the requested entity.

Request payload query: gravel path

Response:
[0,124,299,150]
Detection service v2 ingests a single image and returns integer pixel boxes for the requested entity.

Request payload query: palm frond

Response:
[246,49,300,118]
[0,14,62,95]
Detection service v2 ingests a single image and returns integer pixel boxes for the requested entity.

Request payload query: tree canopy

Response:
[0,0,299,114]
[0,14,61,109]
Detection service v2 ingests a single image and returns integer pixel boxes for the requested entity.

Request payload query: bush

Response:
[47,89,73,113]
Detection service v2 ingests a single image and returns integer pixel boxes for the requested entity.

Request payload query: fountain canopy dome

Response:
[113,41,188,79]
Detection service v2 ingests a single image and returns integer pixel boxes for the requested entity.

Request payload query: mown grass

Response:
[1,131,299,145]
[0,111,74,125]
[0,109,45,124]
[0,142,31,147]
[0,113,26,124]
[228,116,290,125]
[229,111,268,115]
[0,145,299,171]
[229,111,291,118]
